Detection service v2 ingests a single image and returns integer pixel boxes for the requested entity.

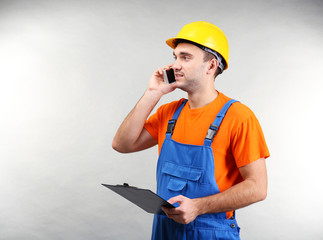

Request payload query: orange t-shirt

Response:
[144,92,270,218]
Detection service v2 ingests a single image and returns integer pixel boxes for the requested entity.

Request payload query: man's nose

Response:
[172,60,181,71]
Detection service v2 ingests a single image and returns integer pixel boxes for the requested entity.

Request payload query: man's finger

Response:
[168,195,184,205]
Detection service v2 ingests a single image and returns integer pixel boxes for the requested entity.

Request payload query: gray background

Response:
[1,0,323,239]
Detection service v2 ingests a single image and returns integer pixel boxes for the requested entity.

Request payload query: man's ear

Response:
[207,58,218,75]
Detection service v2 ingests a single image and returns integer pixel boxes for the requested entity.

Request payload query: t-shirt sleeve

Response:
[144,99,184,141]
[232,114,270,168]
[144,111,160,141]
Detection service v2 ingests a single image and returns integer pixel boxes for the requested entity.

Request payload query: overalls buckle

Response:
[206,124,219,141]
[166,119,177,135]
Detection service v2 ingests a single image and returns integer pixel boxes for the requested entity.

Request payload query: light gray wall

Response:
[1,0,322,239]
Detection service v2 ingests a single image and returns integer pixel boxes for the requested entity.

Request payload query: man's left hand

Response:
[161,195,200,224]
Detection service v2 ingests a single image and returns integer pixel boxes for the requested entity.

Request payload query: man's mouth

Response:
[175,73,184,80]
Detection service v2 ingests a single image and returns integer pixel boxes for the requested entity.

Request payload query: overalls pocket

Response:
[167,178,187,191]
[161,161,203,193]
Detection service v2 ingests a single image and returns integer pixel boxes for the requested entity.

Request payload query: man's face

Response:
[172,43,209,93]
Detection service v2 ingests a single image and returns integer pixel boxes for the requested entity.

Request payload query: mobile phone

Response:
[163,68,176,84]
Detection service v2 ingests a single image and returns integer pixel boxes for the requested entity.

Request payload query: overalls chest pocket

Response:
[161,161,203,192]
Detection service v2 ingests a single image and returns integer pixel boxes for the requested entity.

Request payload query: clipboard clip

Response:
[117,183,138,189]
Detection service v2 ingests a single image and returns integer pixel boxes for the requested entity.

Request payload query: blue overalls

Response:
[151,99,241,240]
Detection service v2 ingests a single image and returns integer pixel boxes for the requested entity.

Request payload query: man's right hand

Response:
[148,65,177,98]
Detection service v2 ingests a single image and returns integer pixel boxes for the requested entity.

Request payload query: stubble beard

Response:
[178,76,201,94]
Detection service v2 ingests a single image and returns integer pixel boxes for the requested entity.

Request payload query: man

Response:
[112,21,269,239]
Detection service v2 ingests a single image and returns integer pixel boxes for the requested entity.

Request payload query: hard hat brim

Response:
[166,37,177,49]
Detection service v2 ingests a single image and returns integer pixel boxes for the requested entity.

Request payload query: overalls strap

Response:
[165,99,188,138]
[204,99,238,147]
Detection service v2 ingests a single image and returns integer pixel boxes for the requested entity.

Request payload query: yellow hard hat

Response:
[166,21,229,70]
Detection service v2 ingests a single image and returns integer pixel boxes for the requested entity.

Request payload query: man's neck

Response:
[187,88,218,109]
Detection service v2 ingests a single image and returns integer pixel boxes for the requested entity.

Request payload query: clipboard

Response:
[102,183,175,214]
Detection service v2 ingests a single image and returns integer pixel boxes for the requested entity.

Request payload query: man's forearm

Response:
[112,89,161,153]
[196,177,267,216]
